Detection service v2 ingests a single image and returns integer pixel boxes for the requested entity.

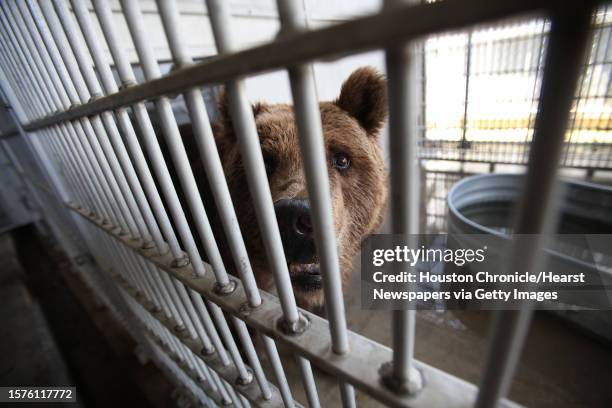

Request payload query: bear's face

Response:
[216,67,388,310]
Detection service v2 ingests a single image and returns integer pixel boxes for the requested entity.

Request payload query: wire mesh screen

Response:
[421,4,612,233]
[423,170,466,233]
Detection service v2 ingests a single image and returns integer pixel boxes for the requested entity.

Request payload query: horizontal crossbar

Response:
[20,0,567,133]
[67,202,522,408]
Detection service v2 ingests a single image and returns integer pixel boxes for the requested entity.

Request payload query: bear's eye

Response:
[332,151,351,173]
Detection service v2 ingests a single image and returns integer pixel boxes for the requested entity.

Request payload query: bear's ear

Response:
[217,88,269,134]
[335,67,387,137]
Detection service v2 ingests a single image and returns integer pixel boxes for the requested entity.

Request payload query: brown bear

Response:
[182,66,388,312]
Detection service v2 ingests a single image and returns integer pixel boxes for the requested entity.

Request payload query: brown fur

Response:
[186,67,388,311]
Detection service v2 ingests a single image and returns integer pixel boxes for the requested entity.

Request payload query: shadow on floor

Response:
[1,224,174,408]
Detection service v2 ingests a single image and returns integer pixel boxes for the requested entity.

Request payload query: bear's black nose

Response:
[274,198,316,263]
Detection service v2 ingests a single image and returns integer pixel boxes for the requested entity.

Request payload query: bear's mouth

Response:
[288,263,322,292]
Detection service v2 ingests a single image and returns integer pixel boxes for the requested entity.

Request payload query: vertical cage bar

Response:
[205,0,302,328]
[119,0,231,287]
[66,0,220,349]
[0,8,50,118]
[154,0,261,307]
[475,3,595,407]
[87,0,207,277]
[380,0,424,396]
[260,334,294,408]
[92,0,236,368]
[275,0,353,405]
[295,355,321,408]
[30,1,182,326]
[61,0,169,254]
[275,0,350,353]
[115,0,272,393]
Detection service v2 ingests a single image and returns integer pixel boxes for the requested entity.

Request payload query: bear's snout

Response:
[274,198,317,264]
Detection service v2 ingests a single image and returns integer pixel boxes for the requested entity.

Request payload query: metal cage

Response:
[0,0,603,407]
[419,4,612,235]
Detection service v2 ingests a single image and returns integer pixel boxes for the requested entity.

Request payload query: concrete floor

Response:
[0,233,80,408]
[0,227,178,408]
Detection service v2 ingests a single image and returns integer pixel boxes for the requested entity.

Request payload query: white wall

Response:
[83,0,385,103]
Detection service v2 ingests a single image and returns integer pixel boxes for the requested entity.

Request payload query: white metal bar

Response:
[119,0,231,287]
[0,9,51,117]
[275,0,349,352]
[115,270,299,408]
[154,0,262,307]
[45,134,87,206]
[261,334,295,407]
[0,57,35,122]
[149,342,223,407]
[24,0,79,104]
[204,299,253,383]
[230,316,273,399]
[131,299,229,405]
[62,122,116,221]
[224,378,247,407]
[64,0,171,257]
[199,363,220,394]
[2,4,62,115]
[475,4,595,407]
[53,124,109,218]
[0,58,39,121]
[381,0,424,397]
[186,287,232,364]
[18,0,201,337]
[274,1,355,405]
[205,0,302,330]
[64,0,218,350]
[44,129,86,205]
[86,0,205,279]
[96,0,265,390]
[0,56,41,120]
[211,372,234,405]
[0,6,57,115]
[295,356,321,408]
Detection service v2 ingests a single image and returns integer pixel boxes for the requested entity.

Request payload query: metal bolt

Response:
[379,361,424,396]
[214,279,237,296]
[201,346,216,356]
[171,255,190,268]
[277,312,310,336]
[235,369,253,386]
